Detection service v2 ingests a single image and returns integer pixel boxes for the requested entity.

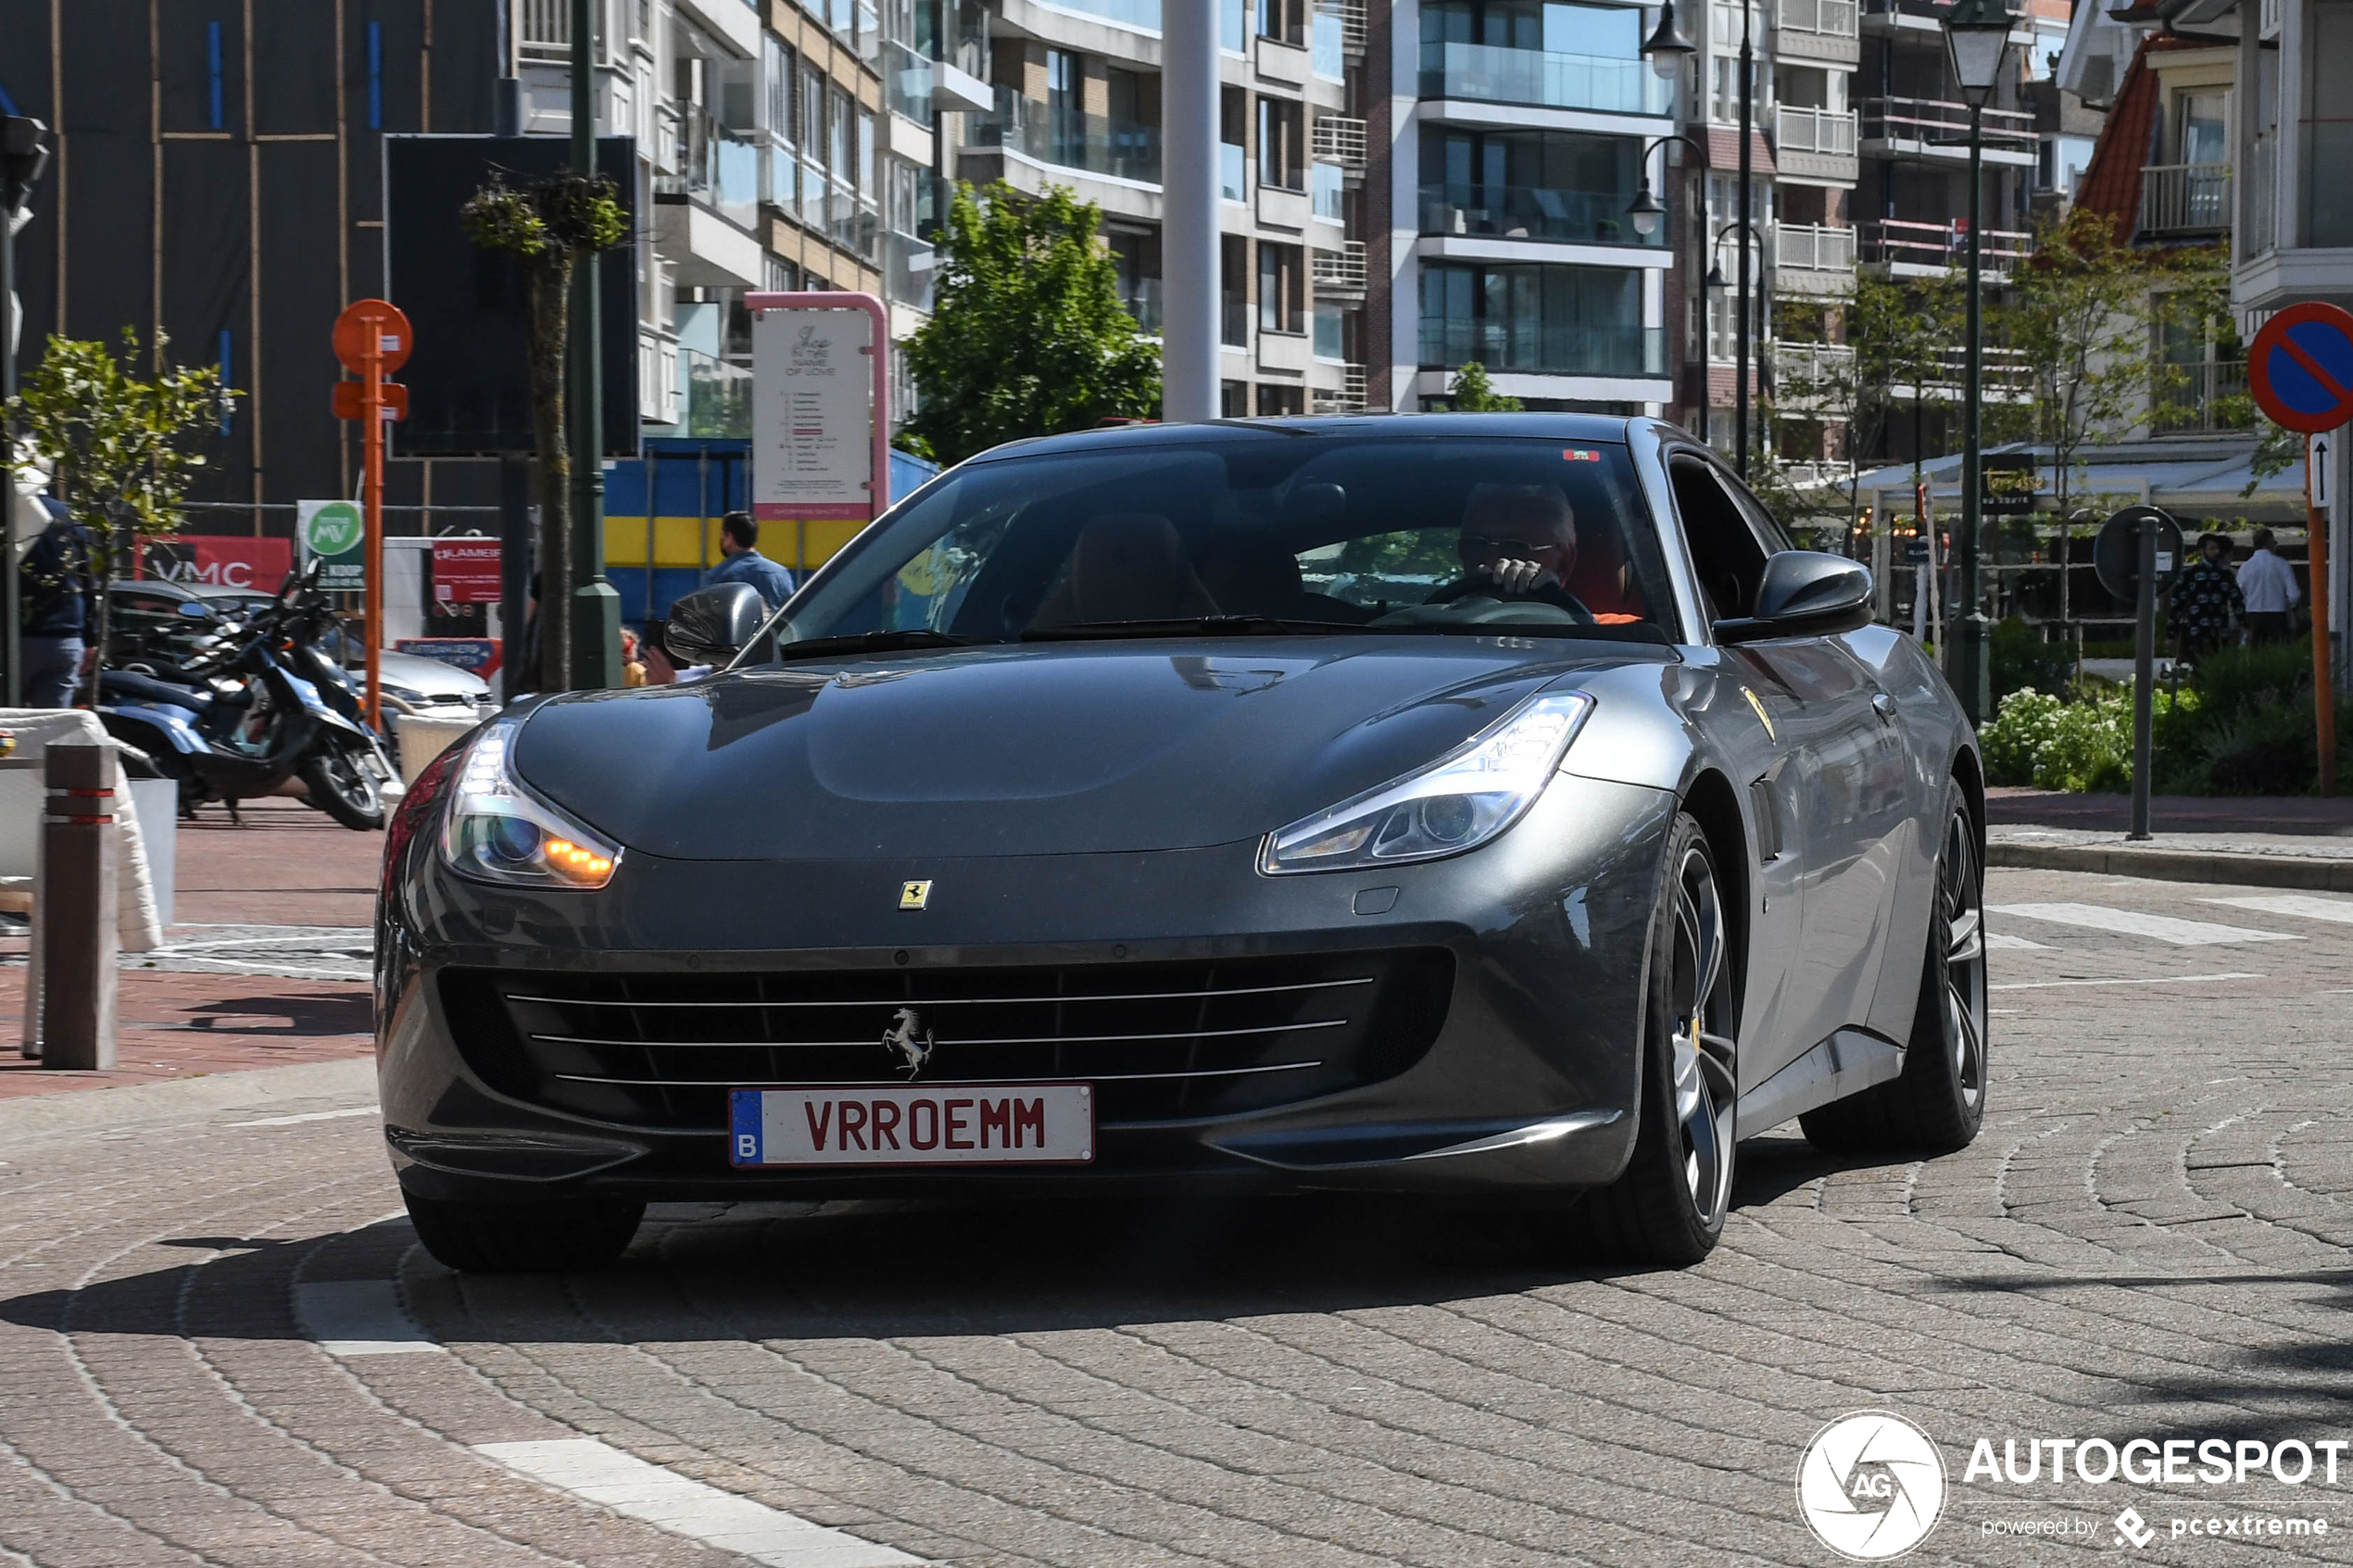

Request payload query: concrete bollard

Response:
[38,742,118,1070]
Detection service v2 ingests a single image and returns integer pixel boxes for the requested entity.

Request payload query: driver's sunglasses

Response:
[1460,533,1565,557]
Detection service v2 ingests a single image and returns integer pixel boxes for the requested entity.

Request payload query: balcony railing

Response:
[885,39,935,127]
[1775,222,1856,271]
[1776,106,1857,156]
[886,231,937,315]
[1774,342,1856,408]
[516,0,631,66]
[1121,277,1164,336]
[1861,97,2035,151]
[1313,241,1367,294]
[656,115,761,231]
[2247,135,2278,258]
[1419,181,1663,246]
[1777,0,1858,36]
[674,349,753,440]
[1418,40,1670,116]
[1045,0,1162,28]
[1313,364,1369,414]
[1316,0,1368,55]
[2153,358,2253,434]
[2139,163,2232,237]
[1313,115,1367,169]
[1859,218,2032,271]
[971,87,1161,184]
[1419,320,1668,377]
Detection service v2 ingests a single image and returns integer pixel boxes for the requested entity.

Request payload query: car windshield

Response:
[770,434,1681,653]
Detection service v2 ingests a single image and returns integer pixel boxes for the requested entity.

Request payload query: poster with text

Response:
[752,307,873,523]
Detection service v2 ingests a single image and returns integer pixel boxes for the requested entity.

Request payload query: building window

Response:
[1314,302,1345,359]
[1258,96,1302,191]
[1418,260,1655,376]
[1222,235,1252,345]
[1419,127,1651,245]
[1257,384,1305,416]
[1260,242,1303,332]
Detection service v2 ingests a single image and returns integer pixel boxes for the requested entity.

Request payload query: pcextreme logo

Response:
[1797,1411,1948,1561]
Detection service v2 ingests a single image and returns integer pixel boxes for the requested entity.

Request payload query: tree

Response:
[461,169,628,692]
[906,181,1160,465]
[1992,207,2171,521]
[1439,361,1522,412]
[6,329,233,697]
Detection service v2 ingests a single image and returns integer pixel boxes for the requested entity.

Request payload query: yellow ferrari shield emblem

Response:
[899,880,933,910]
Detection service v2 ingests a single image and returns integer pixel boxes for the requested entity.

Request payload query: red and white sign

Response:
[431,537,502,604]
[136,534,294,590]
[729,1083,1094,1166]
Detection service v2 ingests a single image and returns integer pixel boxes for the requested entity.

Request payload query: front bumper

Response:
[376,774,1677,1203]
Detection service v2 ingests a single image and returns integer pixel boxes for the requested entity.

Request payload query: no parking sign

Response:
[2249,302,2353,434]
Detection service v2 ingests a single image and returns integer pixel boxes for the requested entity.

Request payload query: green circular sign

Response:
[304,501,363,557]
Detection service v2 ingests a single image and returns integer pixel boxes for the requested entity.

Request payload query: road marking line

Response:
[295,1280,446,1357]
[474,1438,921,1567]
[1989,903,2303,947]
[230,1106,378,1127]
[1989,972,2263,992]
[2203,893,2353,925]
[1985,931,2050,950]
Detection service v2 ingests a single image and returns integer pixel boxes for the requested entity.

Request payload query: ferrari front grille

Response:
[439,951,1454,1133]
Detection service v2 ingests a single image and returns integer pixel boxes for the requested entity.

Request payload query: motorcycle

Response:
[94,560,388,831]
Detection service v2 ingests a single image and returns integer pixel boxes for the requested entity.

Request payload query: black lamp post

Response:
[2,115,53,709]
[1627,132,1707,440]
[1942,0,2012,725]
[568,0,623,690]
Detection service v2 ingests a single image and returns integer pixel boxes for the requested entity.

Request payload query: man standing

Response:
[17,496,96,706]
[2171,532,2243,665]
[705,511,797,612]
[2237,527,2301,646]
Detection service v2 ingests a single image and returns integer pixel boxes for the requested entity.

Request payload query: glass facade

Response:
[1419,0,1668,114]
[1418,261,1663,375]
[1418,128,1660,245]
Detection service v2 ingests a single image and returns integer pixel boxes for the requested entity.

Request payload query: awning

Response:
[1850,435,2309,524]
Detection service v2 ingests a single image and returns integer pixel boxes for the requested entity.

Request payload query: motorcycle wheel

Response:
[300,743,385,832]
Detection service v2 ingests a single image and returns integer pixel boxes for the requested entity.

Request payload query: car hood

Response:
[513,638,1674,859]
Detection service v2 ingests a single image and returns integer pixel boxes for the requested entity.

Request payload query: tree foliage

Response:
[906,182,1160,465]
[1439,361,1522,412]
[1773,271,1962,535]
[461,169,629,691]
[6,329,233,690]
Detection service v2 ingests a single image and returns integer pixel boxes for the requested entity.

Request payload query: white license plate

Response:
[729,1084,1094,1167]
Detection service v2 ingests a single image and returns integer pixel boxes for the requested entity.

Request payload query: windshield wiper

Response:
[770,629,993,661]
[1023,615,1365,641]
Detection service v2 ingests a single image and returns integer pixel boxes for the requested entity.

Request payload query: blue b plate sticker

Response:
[729,1085,1094,1166]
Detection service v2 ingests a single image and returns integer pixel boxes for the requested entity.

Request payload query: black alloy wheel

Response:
[1577,812,1739,1264]
[299,742,386,832]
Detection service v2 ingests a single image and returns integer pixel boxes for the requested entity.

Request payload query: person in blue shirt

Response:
[705,511,797,611]
[18,497,99,707]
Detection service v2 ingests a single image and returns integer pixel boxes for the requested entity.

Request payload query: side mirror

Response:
[1712,551,1874,645]
[662,582,770,668]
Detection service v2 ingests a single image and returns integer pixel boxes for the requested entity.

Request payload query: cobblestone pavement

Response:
[4,867,2353,1568]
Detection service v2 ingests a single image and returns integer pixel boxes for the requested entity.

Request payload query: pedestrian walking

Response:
[705,511,797,612]
[2237,527,2301,645]
[17,496,99,707]
[2171,531,2243,664]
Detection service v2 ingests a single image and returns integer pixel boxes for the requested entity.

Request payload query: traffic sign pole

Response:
[2313,433,2336,797]
[2131,516,2156,842]
[331,299,413,737]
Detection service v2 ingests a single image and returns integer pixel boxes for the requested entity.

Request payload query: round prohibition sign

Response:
[2248,301,2353,434]
[333,298,413,376]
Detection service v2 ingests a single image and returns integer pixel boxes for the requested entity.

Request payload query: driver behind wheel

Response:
[1427,483,1592,620]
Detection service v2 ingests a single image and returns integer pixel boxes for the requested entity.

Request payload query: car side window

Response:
[1668,457,1771,622]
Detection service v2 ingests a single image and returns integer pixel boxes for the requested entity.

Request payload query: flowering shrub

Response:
[1981,685,2200,793]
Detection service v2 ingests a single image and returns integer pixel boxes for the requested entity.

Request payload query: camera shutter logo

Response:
[1796,1411,1946,1560]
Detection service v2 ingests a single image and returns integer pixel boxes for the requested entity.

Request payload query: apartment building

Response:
[944,0,1367,417]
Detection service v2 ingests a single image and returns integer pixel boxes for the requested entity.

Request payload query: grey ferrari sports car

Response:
[376,414,1987,1271]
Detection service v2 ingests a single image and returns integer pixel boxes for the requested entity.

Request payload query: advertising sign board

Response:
[752,307,876,521]
[298,500,368,591]
[431,538,502,605]
[136,534,294,589]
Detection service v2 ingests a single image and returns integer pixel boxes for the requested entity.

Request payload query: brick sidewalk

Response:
[2,797,381,1098]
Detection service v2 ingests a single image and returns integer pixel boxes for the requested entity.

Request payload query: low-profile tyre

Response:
[1800,784,1988,1155]
[1575,812,1739,1266]
[299,742,385,832]
[403,1192,645,1273]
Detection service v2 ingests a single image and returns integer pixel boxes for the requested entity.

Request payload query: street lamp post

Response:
[2,115,52,710]
[1943,0,2013,726]
[568,0,623,690]
[1626,131,1707,441]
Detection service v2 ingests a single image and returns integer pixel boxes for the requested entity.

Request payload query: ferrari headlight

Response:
[1260,690,1594,875]
[440,719,622,889]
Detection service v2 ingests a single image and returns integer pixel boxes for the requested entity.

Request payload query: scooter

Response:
[94,565,387,830]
